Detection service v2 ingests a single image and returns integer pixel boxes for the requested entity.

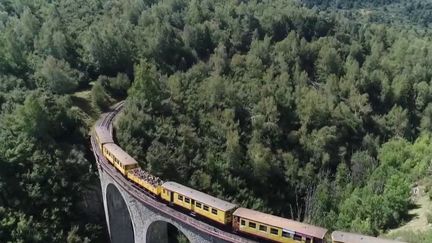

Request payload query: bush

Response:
[108,73,130,98]
[36,56,80,94]
[91,81,110,110]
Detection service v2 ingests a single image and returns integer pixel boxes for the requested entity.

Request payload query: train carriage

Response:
[161,181,237,225]
[127,168,163,196]
[233,208,327,243]
[102,143,138,175]
[331,231,407,243]
[93,125,114,150]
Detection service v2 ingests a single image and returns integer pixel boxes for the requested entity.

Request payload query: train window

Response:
[241,220,245,226]
[294,235,302,241]
[249,222,256,228]
[196,202,202,208]
[270,228,278,235]
[185,197,190,203]
[211,209,217,215]
[203,205,209,211]
[305,238,311,243]
[259,225,267,232]
[178,195,183,201]
[282,231,292,238]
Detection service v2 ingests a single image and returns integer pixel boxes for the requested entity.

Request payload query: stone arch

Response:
[146,220,191,243]
[106,183,135,243]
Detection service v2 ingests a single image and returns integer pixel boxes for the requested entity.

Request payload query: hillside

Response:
[1,0,432,242]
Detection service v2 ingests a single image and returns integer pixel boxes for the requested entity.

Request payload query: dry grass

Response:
[386,184,432,242]
[70,88,100,127]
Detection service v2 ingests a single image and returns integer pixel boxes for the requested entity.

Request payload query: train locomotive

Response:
[93,122,405,243]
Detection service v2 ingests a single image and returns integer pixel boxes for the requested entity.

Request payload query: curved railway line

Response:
[90,102,407,243]
[91,102,253,243]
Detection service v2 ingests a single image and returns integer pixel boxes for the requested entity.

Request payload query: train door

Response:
[232,216,240,231]
[191,199,195,211]
[313,238,323,243]
[170,191,174,203]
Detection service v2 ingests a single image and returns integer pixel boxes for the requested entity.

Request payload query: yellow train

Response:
[161,181,237,225]
[93,124,406,243]
[232,208,326,243]
[94,125,238,224]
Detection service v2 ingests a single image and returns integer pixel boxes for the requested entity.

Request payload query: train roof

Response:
[233,208,327,239]
[331,231,406,243]
[103,143,138,166]
[94,125,114,144]
[162,181,237,211]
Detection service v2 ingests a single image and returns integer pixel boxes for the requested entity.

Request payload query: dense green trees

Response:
[111,0,432,237]
[36,56,81,94]
[0,93,103,242]
[302,0,432,28]
[0,1,106,241]
[1,0,432,242]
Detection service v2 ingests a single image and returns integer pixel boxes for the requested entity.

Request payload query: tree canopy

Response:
[1,0,432,242]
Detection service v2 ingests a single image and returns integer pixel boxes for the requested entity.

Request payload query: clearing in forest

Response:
[388,185,432,235]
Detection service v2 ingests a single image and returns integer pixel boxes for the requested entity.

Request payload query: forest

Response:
[301,0,432,28]
[1,0,432,242]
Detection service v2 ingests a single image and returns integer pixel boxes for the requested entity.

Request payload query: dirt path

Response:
[389,186,432,234]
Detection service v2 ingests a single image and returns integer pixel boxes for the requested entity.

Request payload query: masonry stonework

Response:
[98,164,232,243]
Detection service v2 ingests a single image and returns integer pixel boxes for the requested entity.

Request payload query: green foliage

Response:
[108,73,131,98]
[321,136,432,235]
[82,17,136,76]
[36,56,80,94]
[2,0,432,241]
[0,208,44,242]
[0,91,103,242]
[130,60,168,109]
[35,7,69,60]
[91,80,110,111]
[0,2,108,241]
[111,0,432,236]
[302,0,432,28]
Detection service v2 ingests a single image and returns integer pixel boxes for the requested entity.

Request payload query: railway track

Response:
[91,102,254,243]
